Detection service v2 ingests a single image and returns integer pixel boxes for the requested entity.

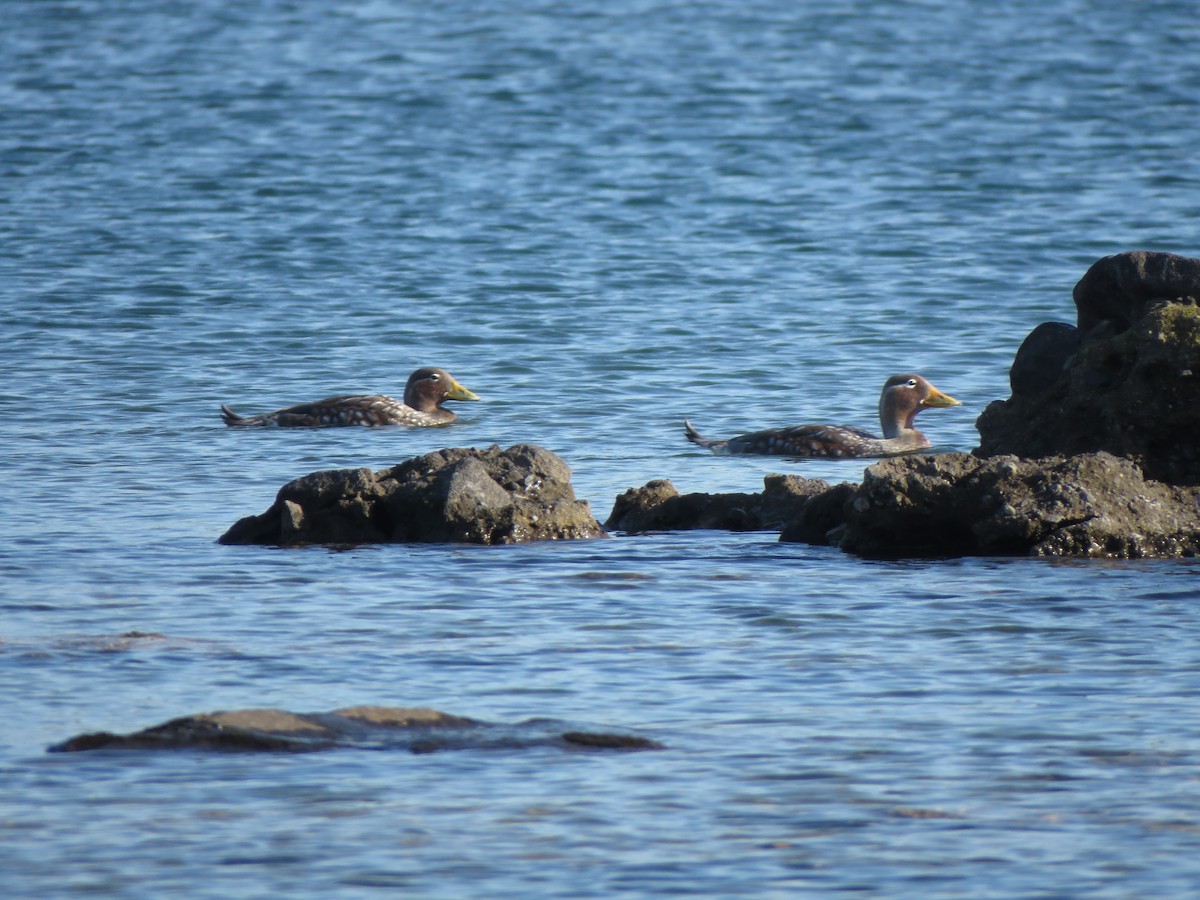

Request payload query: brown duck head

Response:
[878,374,961,439]
[403,367,480,413]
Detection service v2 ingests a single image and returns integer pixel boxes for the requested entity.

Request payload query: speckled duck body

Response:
[220,367,479,428]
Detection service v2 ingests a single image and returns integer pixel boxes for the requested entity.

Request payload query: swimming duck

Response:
[684,374,961,458]
[220,367,480,427]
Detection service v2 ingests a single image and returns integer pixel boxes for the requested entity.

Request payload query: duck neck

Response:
[404,389,440,414]
[879,401,916,439]
[429,407,456,423]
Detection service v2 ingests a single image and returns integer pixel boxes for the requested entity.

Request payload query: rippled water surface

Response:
[3,1,1200,896]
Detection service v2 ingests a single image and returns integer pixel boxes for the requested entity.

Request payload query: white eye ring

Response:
[429,373,441,381]
[906,378,918,388]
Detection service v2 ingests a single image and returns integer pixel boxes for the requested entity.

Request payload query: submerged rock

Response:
[219,444,607,546]
[605,474,837,534]
[49,705,663,754]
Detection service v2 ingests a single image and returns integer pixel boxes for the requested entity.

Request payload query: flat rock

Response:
[220,444,607,546]
[49,705,663,754]
[605,474,839,534]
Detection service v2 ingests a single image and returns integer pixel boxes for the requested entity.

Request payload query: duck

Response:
[684,374,961,458]
[220,367,480,427]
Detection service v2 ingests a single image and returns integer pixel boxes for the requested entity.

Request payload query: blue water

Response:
[3,0,1200,895]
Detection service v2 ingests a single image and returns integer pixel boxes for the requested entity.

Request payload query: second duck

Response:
[684,373,961,458]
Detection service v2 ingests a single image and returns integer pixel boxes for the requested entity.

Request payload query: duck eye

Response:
[906,378,918,388]
[429,373,440,381]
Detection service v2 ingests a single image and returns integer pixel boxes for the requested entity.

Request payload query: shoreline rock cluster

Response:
[604,453,1200,559]
[218,251,1199,560]
[62,255,1196,757]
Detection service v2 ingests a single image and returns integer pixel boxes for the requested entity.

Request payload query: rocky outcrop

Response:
[978,251,1200,485]
[808,451,1200,559]
[219,444,606,546]
[1073,250,1200,333]
[978,301,1200,484]
[1006,321,1083,397]
[605,474,839,533]
[49,705,662,753]
[613,452,1199,559]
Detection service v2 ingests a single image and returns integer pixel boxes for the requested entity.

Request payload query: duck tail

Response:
[683,419,726,452]
[221,404,264,427]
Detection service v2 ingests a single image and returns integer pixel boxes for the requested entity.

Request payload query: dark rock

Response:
[49,706,664,754]
[1074,250,1200,334]
[606,453,1196,559]
[778,482,857,545]
[809,451,1200,559]
[220,444,607,546]
[1009,321,1083,396]
[561,732,663,750]
[605,474,839,534]
[976,302,1200,484]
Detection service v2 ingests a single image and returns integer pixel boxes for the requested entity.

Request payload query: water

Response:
[3,0,1200,895]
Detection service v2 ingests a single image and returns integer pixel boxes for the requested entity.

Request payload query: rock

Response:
[604,451,1198,558]
[1073,250,1200,333]
[976,302,1200,484]
[605,474,838,534]
[778,482,857,545]
[49,705,664,754]
[220,444,607,546]
[1008,321,1083,397]
[803,451,1200,559]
